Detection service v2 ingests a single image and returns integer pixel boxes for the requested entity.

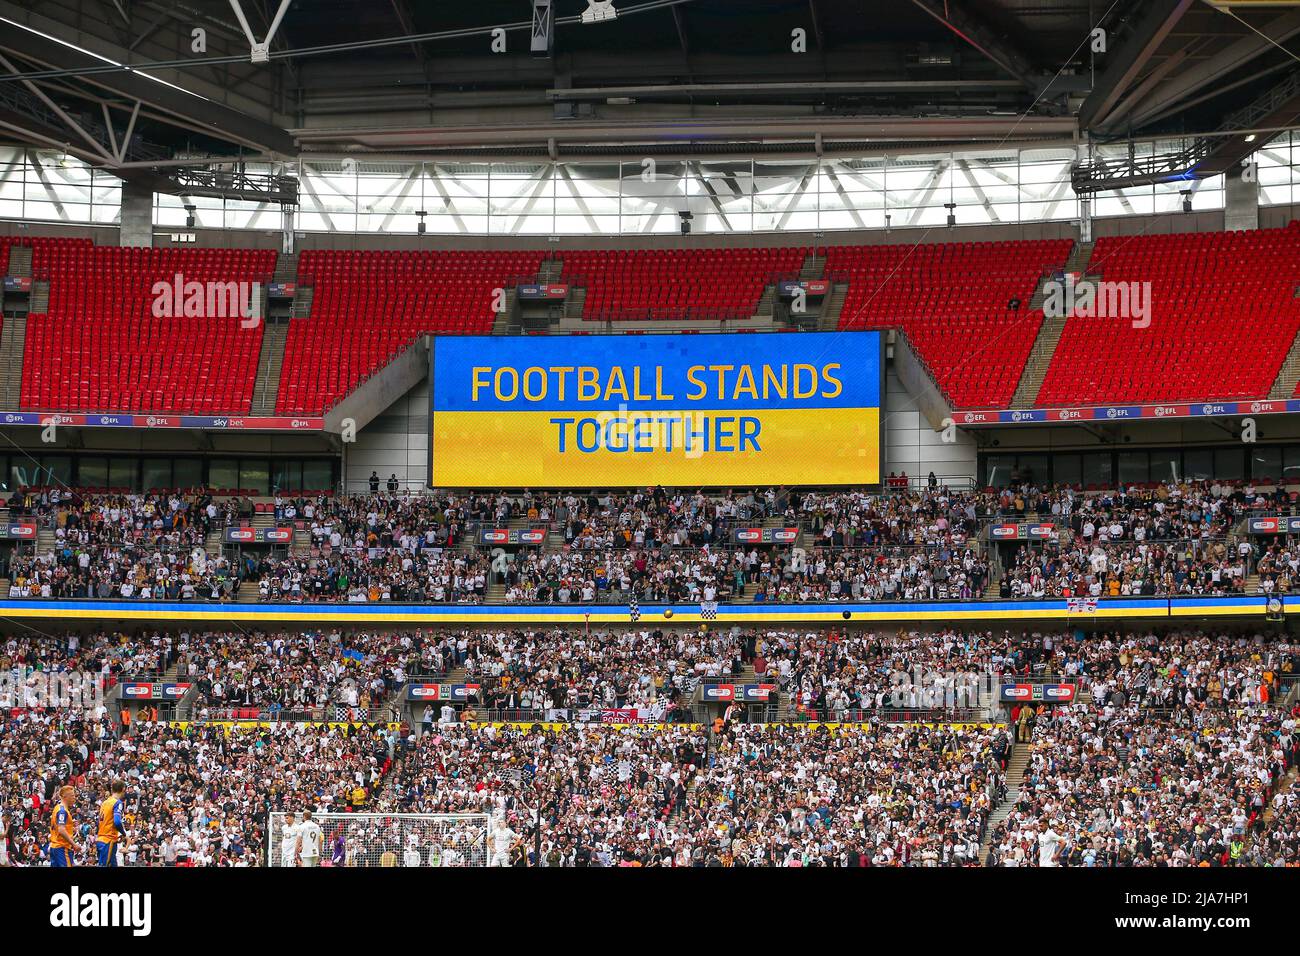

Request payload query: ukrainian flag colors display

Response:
[429,331,882,487]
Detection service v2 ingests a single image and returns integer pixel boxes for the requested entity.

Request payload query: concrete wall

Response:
[881,368,978,484]
[343,377,430,492]
[118,182,154,248]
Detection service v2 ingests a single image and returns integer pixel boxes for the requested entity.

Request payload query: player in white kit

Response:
[489,818,519,867]
[280,811,300,867]
[296,810,324,868]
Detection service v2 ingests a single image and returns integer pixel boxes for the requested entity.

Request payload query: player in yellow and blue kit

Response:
[48,786,76,867]
[96,780,126,867]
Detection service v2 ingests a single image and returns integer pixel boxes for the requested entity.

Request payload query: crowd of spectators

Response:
[172,630,410,720]
[451,627,741,719]
[0,622,1296,866]
[998,539,1247,599]
[5,479,1292,605]
[985,629,1297,866]
[0,709,396,866]
[5,490,235,599]
[987,704,1295,866]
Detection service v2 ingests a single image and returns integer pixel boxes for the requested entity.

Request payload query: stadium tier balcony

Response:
[825,238,1074,408]
[559,247,805,322]
[276,249,545,415]
[20,241,275,414]
[1037,223,1300,406]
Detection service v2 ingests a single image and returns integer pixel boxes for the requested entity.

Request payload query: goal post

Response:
[267,812,491,867]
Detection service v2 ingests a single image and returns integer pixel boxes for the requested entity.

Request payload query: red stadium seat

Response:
[1037,223,1300,406]
[825,238,1073,408]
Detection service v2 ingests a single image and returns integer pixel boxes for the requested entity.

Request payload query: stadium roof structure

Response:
[0,0,1297,188]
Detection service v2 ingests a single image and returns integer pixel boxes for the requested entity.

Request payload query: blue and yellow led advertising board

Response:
[429,331,881,487]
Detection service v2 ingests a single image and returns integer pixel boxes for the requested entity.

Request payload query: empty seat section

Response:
[561,247,804,321]
[21,242,274,414]
[276,249,544,415]
[1037,224,1300,406]
[825,239,1072,408]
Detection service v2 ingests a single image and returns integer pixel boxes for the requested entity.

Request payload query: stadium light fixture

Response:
[1180,190,1192,213]
[944,202,956,227]
[679,210,693,235]
[581,0,618,24]
[417,210,427,235]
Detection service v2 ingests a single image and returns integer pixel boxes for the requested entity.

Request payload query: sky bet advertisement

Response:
[429,332,881,487]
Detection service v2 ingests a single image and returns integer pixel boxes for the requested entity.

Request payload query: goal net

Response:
[267,812,491,867]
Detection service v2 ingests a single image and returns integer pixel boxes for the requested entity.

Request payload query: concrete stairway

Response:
[980,742,1030,863]
[563,287,587,319]
[1009,313,1067,408]
[818,282,848,330]
[0,314,26,408]
[754,284,776,318]
[251,323,289,415]
[1269,329,1300,398]
[538,258,563,283]
[1063,239,1095,277]
[273,252,298,284]
[7,245,32,277]
[290,286,313,318]
[29,281,49,314]
[799,254,825,280]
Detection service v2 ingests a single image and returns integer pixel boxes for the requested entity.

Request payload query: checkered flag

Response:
[700,600,718,621]
[628,594,640,622]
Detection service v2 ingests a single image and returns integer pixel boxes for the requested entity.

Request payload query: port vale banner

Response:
[429,331,882,487]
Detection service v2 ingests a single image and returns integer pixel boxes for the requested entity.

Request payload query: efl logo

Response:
[50,887,152,937]
[409,685,441,700]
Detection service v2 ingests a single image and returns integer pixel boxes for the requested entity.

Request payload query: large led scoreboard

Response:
[429,331,882,487]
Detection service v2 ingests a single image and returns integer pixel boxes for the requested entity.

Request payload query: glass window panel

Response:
[1184,449,1214,481]
[1081,453,1113,488]
[41,456,71,486]
[1117,450,1148,485]
[983,455,1016,488]
[108,458,137,489]
[1052,454,1081,487]
[303,460,334,491]
[1150,450,1179,484]
[1251,446,1282,480]
[240,459,270,495]
[77,458,108,489]
[1213,447,1243,480]
[272,460,301,493]
[208,460,238,490]
[142,459,171,491]
[173,459,202,490]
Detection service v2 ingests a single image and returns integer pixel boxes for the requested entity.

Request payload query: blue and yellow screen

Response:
[429,331,881,487]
